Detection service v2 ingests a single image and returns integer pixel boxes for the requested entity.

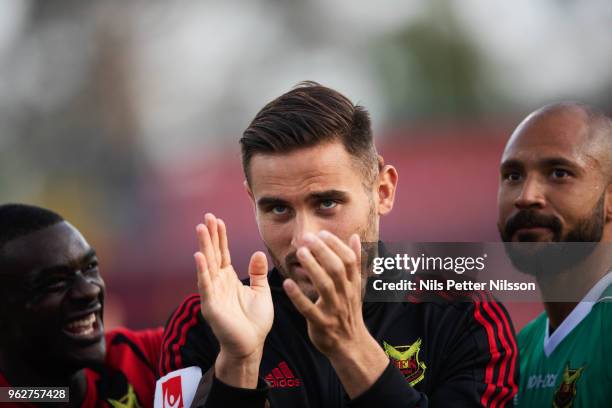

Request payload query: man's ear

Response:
[244,180,255,207]
[376,155,398,216]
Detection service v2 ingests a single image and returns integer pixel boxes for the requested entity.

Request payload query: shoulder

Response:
[106,326,164,349]
[163,294,202,328]
[406,291,519,403]
[594,294,612,380]
[104,327,164,374]
[160,294,203,356]
[85,328,163,408]
[415,290,517,339]
[458,292,517,357]
[159,294,219,377]
[400,290,518,364]
[594,296,612,336]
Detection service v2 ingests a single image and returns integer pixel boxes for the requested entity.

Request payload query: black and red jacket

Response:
[157,270,518,407]
[0,327,163,408]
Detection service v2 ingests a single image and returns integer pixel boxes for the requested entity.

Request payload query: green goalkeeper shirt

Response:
[515,272,612,408]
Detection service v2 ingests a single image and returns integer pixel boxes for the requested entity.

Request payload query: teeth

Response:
[65,313,96,335]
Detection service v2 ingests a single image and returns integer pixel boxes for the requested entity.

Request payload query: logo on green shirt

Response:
[553,362,585,408]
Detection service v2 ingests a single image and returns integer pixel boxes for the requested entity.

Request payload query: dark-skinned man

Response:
[497,102,612,407]
[0,204,163,407]
[157,82,518,407]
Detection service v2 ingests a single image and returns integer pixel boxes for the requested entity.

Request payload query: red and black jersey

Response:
[158,270,518,407]
[0,327,163,408]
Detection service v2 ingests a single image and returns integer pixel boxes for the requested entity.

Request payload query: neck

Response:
[542,302,576,334]
[0,350,88,407]
[538,242,612,331]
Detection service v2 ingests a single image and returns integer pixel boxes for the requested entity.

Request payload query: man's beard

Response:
[268,203,378,301]
[498,194,605,277]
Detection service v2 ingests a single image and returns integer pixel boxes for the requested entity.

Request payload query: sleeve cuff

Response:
[348,361,426,408]
[205,375,269,407]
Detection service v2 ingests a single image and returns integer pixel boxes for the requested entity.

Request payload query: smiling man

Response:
[497,102,612,407]
[157,82,518,407]
[0,204,163,407]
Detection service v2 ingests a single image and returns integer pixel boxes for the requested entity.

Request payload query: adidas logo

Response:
[264,361,302,388]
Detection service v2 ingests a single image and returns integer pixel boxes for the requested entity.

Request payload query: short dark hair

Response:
[0,204,64,252]
[240,81,378,184]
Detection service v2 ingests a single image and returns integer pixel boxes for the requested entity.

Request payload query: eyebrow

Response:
[308,189,349,202]
[257,196,290,208]
[499,159,523,171]
[35,248,98,276]
[257,189,349,208]
[500,157,581,171]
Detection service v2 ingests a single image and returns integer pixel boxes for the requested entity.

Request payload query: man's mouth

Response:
[287,261,313,282]
[512,226,554,242]
[291,263,308,278]
[63,312,102,341]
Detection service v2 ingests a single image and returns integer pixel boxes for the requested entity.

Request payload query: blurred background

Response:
[1,0,611,331]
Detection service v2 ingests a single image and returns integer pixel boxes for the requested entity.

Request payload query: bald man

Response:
[496,102,612,407]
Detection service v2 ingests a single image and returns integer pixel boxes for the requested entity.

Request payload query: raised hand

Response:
[195,213,273,387]
[282,231,388,398]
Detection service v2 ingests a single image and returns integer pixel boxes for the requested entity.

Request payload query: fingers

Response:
[297,246,337,301]
[348,234,362,281]
[196,224,206,254]
[248,251,269,289]
[205,214,222,267]
[195,252,213,300]
[283,278,326,324]
[301,232,358,292]
[197,213,233,276]
[196,223,219,277]
[317,231,361,282]
[218,218,232,268]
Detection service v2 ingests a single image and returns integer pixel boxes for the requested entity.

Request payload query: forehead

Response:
[1,221,91,274]
[502,109,595,165]
[249,141,364,198]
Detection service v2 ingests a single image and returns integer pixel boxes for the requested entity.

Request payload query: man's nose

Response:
[69,273,101,303]
[291,213,320,249]
[514,175,546,210]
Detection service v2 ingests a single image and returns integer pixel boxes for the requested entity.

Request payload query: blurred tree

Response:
[374,0,496,122]
[0,1,151,242]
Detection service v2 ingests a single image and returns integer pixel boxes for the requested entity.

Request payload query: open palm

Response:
[195,214,273,359]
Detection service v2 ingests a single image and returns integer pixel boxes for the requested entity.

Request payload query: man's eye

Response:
[503,172,522,182]
[85,261,99,272]
[45,280,68,292]
[272,206,288,215]
[320,200,338,210]
[551,169,571,179]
